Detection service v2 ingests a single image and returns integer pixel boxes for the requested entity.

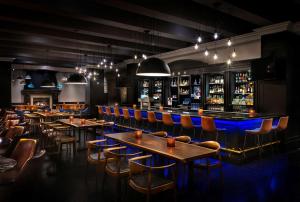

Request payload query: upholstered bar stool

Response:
[180,115,200,139]
[134,110,143,129]
[98,106,105,120]
[122,108,132,127]
[162,113,180,136]
[114,106,121,124]
[244,118,273,158]
[147,111,160,131]
[272,116,289,142]
[201,116,226,142]
[105,107,114,121]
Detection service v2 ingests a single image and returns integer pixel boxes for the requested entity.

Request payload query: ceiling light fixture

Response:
[136,57,171,77]
[232,49,237,58]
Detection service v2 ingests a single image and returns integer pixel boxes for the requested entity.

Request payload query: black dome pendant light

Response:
[136,57,171,77]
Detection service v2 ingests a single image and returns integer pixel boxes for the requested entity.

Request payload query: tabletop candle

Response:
[135,130,143,139]
[167,137,175,147]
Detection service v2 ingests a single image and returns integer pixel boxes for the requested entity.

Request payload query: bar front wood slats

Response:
[58,119,113,128]
[105,132,216,163]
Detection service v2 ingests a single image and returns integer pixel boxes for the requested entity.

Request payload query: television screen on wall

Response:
[251,57,286,81]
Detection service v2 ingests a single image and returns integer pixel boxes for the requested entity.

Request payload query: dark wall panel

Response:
[0,62,11,108]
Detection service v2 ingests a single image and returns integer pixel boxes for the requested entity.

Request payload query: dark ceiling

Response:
[0,0,299,68]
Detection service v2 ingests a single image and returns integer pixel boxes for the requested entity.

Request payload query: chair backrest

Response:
[123,108,130,120]
[260,118,273,134]
[151,131,168,138]
[175,136,191,143]
[5,126,24,139]
[181,115,193,129]
[106,107,112,116]
[277,116,289,131]
[197,141,220,151]
[201,116,217,134]
[98,106,104,115]
[10,139,37,170]
[147,111,156,123]
[114,107,120,117]
[162,113,174,126]
[134,110,142,121]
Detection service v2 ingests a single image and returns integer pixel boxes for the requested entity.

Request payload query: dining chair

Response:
[102,146,142,200]
[128,154,177,202]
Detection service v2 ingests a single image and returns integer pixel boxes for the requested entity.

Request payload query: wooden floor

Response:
[1,128,300,202]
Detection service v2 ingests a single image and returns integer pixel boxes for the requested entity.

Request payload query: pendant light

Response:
[204,48,209,56]
[232,49,237,58]
[136,57,171,77]
[65,73,87,85]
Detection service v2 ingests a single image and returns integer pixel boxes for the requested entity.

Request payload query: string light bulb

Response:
[204,49,209,56]
[197,36,202,43]
[213,53,218,60]
[109,65,113,69]
[97,64,100,68]
[117,73,120,77]
[214,32,219,40]
[194,43,199,50]
[116,68,119,72]
[227,39,232,46]
[142,54,147,60]
[134,54,137,60]
[227,58,232,65]
[232,49,237,58]
[110,62,113,66]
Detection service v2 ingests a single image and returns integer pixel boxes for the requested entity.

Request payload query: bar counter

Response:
[101,106,282,152]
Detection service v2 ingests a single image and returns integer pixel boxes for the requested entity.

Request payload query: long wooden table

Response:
[105,132,216,163]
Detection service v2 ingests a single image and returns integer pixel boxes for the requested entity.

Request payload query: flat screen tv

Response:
[251,57,286,81]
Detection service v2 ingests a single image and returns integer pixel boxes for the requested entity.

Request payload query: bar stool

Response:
[134,110,143,129]
[272,116,289,142]
[244,118,273,158]
[162,113,180,135]
[98,106,104,120]
[122,108,132,128]
[105,107,114,121]
[180,115,200,138]
[201,116,225,141]
[147,111,159,131]
[114,106,121,124]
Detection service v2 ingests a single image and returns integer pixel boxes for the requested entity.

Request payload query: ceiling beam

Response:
[192,0,272,26]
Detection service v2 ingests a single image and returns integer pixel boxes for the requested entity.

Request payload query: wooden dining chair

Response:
[102,146,142,201]
[86,139,119,189]
[128,154,177,202]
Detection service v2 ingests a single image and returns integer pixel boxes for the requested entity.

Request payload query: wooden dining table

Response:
[105,132,217,187]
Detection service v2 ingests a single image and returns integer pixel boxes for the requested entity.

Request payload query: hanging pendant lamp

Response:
[64,73,87,85]
[136,57,171,77]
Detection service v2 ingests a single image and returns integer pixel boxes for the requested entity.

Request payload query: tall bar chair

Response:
[122,108,132,128]
[244,118,273,158]
[162,113,180,136]
[180,115,200,139]
[114,106,121,124]
[105,107,114,121]
[97,106,105,120]
[201,116,225,142]
[272,116,289,142]
[147,111,161,132]
[134,110,143,129]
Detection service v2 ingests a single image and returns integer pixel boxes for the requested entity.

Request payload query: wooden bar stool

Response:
[180,115,200,139]
[244,118,273,158]
[162,113,180,136]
